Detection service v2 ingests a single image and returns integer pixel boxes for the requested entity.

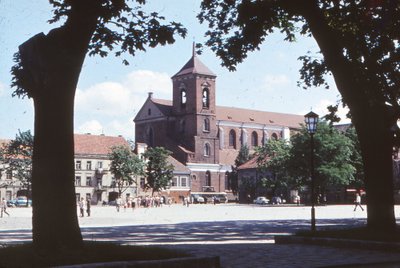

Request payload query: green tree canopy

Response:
[109,145,144,197]
[142,147,174,196]
[0,130,33,193]
[256,138,292,195]
[289,122,355,193]
[198,0,399,230]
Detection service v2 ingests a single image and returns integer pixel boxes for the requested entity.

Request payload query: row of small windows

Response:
[75,160,103,170]
[204,130,278,156]
[75,176,102,187]
[228,129,278,149]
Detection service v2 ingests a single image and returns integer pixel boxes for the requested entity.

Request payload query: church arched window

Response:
[271,133,278,140]
[203,118,210,132]
[202,88,209,108]
[204,143,211,156]
[229,129,236,149]
[251,131,258,147]
[205,170,211,186]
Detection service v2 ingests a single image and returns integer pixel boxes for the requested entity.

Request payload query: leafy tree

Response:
[344,126,365,190]
[142,147,174,196]
[109,145,144,198]
[10,1,186,250]
[0,130,33,198]
[256,139,292,196]
[289,122,355,197]
[229,145,250,194]
[198,0,399,230]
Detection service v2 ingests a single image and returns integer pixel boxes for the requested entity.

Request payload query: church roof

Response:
[152,98,173,115]
[74,134,129,156]
[172,54,216,78]
[148,98,303,129]
[216,106,303,129]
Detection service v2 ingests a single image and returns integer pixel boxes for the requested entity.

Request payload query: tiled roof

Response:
[172,55,216,78]
[167,155,190,173]
[74,134,129,156]
[237,155,270,170]
[216,106,303,128]
[149,98,303,129]
[219,149,239,166]
[152,98,173,115]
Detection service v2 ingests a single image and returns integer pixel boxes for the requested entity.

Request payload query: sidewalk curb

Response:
[274,235,400,252]
[56,256,220,268]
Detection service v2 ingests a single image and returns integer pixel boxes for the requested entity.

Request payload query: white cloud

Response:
[76,120,104,135]
[75,70,171,117]
[261,74,291,91]
[74,70,171,140]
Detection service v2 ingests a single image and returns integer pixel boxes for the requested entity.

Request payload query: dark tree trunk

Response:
[32,83,82,250]
[294,1,396,230]
[17,2,100,251]
[353,109,396,230]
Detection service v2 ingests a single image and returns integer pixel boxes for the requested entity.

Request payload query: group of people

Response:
[78,197,91,217]
[114,195,173,212]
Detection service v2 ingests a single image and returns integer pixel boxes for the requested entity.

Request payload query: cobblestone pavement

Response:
[1,204,400,267]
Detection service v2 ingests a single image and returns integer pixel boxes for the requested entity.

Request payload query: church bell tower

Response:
[171,45,219,164]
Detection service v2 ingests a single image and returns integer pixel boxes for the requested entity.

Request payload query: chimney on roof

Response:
[148,92,153,99]
[86,133,91,135]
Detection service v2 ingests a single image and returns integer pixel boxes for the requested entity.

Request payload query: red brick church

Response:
[134,49,303,197]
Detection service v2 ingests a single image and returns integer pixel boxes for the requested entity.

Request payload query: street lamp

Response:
[304,111,319,232]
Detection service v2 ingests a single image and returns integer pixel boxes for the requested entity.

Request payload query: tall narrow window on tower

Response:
[204,143,211,156]
[181,89,186,107]
[202,88,209,108]
[204,118,210,132]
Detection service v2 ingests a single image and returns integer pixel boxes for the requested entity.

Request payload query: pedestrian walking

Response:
[78,198,85,217]
[1,198,10,217]
[86,197,91,217]
[353,193,364,211]
[116,197,122,212]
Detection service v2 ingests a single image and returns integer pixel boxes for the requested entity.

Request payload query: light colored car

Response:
[253,196,269,205]
[192,195,205,204]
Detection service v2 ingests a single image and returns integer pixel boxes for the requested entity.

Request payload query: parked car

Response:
[271,196,282,205]
[15,196,32,207]
[253,196,269,205]
[6,199,16,207]
[7,196,32,207]
[192,194,205,204]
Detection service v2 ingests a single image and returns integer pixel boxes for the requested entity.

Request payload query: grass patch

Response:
[296,226,400,243]
[0,242,190,267]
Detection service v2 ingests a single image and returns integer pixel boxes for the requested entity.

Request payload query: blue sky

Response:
[0,1,347,140]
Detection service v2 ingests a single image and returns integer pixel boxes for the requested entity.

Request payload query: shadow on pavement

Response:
[0,218,367,245]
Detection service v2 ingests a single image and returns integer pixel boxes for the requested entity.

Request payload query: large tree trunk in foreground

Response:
[18,4,99,250]
[296,1,396,231]
[354,108,396,231]
[32,82,82,250]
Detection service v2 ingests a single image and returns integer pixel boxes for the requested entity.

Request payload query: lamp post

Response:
[304,111,319,232]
